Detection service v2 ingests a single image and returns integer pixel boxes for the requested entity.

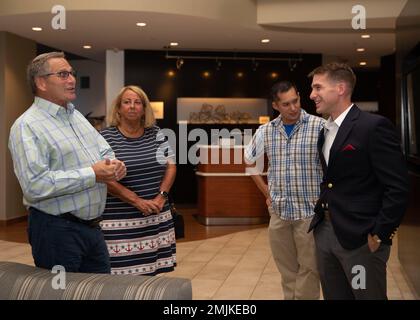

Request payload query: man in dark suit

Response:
[307,62,409,299]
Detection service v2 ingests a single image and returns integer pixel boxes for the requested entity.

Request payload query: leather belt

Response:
[59,212,103,228]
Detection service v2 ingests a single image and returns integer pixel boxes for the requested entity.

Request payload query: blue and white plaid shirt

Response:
[245,109,325,220]
[8,97,114,220]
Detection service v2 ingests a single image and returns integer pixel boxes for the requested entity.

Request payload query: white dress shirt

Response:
[323,104,354,165]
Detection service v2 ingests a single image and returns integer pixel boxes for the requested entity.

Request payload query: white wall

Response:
[257,0,407,26]
[69,59,106,120]
[0,0,257,27]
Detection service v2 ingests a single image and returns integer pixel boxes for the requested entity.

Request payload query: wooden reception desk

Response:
[196,145,268,225]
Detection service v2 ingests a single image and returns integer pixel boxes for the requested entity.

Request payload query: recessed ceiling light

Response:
[361,34,371,39]
[32,27,42,31]
[83,45,92,49]
[261,39,270,43]
[136,22,147,27]
[356,48,365,52]
[170,42,179,47]
[359,61,367,66]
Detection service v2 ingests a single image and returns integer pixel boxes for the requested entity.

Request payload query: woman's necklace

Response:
[118,125,144,138]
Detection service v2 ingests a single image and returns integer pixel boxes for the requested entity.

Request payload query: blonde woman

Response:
[100,85,177,276]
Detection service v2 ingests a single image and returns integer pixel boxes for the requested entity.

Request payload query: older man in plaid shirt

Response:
[245,81,324,299]
[9,52,126,274]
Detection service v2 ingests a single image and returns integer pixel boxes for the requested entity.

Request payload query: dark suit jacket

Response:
[309,105,409,250]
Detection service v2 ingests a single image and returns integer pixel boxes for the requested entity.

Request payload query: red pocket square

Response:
[342,144,356,151]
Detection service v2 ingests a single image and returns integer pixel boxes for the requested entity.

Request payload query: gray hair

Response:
[27,52,65,94]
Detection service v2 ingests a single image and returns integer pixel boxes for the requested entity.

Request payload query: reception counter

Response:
[196,145,268,225]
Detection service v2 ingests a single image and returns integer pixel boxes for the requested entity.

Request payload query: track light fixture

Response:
[288,59,298,72]
[165,52,302,69]
[176,58,184,70]
[216,59,222,71]
[252,59,259,71]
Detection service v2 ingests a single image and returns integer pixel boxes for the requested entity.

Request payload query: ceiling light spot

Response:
[356,48,365,52]
[170,42,179,47]
[261,39,270,43]
[359,61,367,66]
[361,34,371,39]
[83,45,92,49]
[32,27,42,31]
[136,22,147,27]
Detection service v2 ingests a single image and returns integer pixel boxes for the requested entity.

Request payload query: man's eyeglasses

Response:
[41,70,77,80]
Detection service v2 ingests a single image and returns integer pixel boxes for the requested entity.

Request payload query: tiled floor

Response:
[1,226,416,300]
[169,228,418,300]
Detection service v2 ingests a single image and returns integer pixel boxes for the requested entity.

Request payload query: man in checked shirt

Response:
[245,81,324,299]
[8,52,126,273]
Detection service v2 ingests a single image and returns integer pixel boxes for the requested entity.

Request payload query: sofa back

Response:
[0,261,192,300]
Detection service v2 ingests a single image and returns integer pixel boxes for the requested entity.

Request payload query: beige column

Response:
[0,31,36,224]
[105,49,124,125]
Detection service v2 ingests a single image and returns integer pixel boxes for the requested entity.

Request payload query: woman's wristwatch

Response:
[158,191,169,200]
[372,234,382,243]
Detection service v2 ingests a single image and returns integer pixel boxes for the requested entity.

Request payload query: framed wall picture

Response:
[150,101,164,119]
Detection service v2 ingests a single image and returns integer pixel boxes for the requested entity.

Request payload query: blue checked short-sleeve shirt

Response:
[245,109,324,220]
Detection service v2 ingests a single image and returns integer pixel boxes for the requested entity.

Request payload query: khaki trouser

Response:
[268,212,320,300]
